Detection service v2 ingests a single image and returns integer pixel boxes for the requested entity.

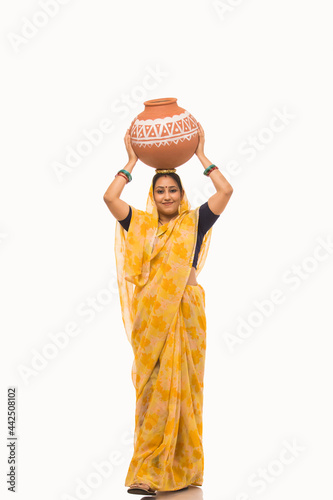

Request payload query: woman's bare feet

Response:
[128,482,156,494]
[131,482,151,489]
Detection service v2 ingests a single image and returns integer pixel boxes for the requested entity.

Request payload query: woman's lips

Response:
[163,202,173,205]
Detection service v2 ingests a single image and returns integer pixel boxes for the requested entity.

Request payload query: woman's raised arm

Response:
[195,122,233,216]
[103,129,138,220]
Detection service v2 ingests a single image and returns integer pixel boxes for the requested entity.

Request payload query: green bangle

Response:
[119,169,132,182]
[203,164,216,176]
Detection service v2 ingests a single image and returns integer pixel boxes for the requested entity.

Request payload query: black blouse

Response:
[117,201,220,269]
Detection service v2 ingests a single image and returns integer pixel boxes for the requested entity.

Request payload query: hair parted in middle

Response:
[152,172,184,193]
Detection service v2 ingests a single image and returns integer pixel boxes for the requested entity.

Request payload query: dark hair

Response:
[152,172,183,194]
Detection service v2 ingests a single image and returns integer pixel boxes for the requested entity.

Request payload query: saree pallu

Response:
[114,183,213,491]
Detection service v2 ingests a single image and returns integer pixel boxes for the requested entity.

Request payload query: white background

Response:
[1,0,333,498]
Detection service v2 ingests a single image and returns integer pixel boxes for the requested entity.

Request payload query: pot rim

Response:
[143,97,177,106]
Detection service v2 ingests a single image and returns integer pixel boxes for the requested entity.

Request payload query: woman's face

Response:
[153,175,183,218]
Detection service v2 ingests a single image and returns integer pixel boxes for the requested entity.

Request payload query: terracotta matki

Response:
[129,98,199,169]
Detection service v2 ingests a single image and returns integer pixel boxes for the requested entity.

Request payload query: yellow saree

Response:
[114,180,214,492]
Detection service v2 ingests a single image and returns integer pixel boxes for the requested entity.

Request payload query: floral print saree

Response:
[114,180,215,491]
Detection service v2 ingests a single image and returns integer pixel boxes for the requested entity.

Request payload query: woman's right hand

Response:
[124,128,138,164]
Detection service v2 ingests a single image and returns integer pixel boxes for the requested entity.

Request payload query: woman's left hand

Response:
[195,122,205,158]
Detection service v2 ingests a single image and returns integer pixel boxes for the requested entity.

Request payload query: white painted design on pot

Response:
[130,110,198,148]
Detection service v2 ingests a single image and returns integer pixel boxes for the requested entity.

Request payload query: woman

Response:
[103,123,233,495]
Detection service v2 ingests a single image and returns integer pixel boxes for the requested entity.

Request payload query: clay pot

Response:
[129,97,199,169]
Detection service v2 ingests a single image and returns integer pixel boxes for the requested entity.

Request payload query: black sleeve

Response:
[117,205,132,232]
[198,201,220,235]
